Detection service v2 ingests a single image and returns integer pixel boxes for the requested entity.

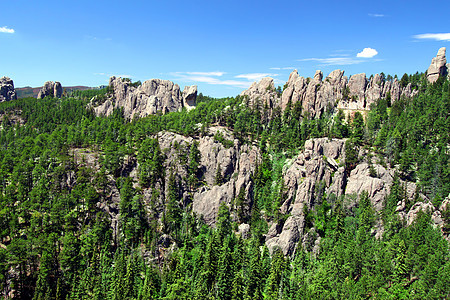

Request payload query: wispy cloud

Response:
[0,26,14,34]
[368,13,385,17]
[171,72,251,88]
[235,73,278,81]
[269,67,295,70]
[356,47,378,58]
[413,33,450,41]
[297,57,365,66]
[185,71,225,76]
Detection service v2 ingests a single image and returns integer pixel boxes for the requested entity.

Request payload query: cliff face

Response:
[264,138,447,255]
[107,129,447,256]
[0,77,17,102]
[92,76,197,119]
[427,47,448,83]
[241,69,419,119]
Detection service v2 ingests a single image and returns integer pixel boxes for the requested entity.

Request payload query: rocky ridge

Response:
[0,77,17,102]
[265,137,448,255]
[92,76,197,119]
[243,69,418,119]
[37,81,63,99]
[242,48,449,120]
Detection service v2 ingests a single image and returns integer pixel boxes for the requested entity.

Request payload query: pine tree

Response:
[216,237,233,300]
[215,163,223,185]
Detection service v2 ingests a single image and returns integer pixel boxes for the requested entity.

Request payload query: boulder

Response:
[0,77,17,102]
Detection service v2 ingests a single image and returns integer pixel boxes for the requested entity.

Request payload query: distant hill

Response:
[16,85,92,98]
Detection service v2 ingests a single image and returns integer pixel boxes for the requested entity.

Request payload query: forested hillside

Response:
[0,71,449,299]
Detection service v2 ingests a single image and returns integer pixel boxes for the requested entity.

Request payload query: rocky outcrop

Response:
[191,128,260,225]
[244,68,417,120]
[182,85,197,110]
[427,47,447,83]
[148,127,260,226]
[265,137,429,255]
[92,76,197,119]
[267,138,346,255]
[0,77,17,102]
[240,77,278,110]
[37,81,63,99]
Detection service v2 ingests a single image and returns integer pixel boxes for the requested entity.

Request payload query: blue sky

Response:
[1,0,449,97]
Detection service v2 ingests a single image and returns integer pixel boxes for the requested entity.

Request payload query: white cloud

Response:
[171,72,251,88]
[235,73,278,81]
[413,33,450,41]
[297,57,364,66]
[368,13,385,17]
[185,71,225,77]
[0,26,14,34]
[356,48,378,58]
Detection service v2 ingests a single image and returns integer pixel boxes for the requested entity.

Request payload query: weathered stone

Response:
[345,162,393,211]
[193,182,235,225]
[0,77,17,102]
[365,73,384,106]
[241,77,279,110]
[427,47,447,83]
[182,85,197,110]
[93,76,197,119]
[37,81,62,99]
[268,138,345,255]
[154,127,260,227]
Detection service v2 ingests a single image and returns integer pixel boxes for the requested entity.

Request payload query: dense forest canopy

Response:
[0,72,449,299]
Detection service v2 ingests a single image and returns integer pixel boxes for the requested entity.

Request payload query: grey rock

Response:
[93,76,197,119]
[406,201,436,226]
[268,138,345,255]
[193,182,235,225]
[182,85,197,110]
[0,77,17,102]
[37,81,63,99]
[345,162,393,211]
[427,47,447,83]
[241,77,279,111]
[348,73,367,108]
[238,223,251,239]
[280,69,307,111]
[153,128,260,227]
[365,73,384,106]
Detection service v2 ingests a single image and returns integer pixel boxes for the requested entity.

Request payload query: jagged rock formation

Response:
[37,81,63,99]
[182,85,197,110]
[92,76,197,119]
[242,69,418,119]
[427,47,448,83]
[240,77,278,110]
[264,137,441,255]
[152,127,260,226]
[0,77,17,102]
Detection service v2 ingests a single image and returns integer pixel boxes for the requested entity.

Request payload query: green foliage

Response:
[214,131,234,148]
[0,74,448,299]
